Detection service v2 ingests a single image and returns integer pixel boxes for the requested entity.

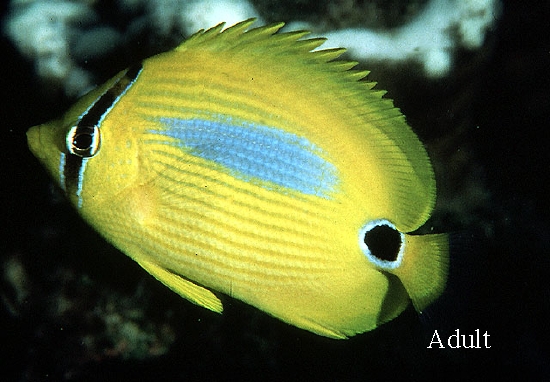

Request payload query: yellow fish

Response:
[27,19,448,339]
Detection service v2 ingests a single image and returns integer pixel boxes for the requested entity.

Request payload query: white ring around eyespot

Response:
[358,219,405,270]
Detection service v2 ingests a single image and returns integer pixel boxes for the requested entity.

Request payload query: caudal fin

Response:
[391,233,449,312]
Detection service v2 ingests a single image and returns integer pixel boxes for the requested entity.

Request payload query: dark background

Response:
[1,1,549,380]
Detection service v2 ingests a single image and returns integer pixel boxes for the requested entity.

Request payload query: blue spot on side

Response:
[149,117,339,198]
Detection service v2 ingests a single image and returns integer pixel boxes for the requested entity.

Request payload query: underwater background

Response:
[1,0,548,380]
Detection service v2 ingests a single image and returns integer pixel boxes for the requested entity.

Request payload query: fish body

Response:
[27,20,448,339]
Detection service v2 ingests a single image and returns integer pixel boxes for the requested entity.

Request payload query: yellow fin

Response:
[392,233,449,312]
[176,19,338,68]
[137,259,223,313]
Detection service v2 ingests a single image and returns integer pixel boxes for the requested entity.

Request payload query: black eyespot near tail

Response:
[359,219,405,270]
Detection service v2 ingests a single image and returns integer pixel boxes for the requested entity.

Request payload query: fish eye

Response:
[67,125,101,157]
[359,219,404,270]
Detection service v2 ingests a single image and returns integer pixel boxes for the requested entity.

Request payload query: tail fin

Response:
[390,233,449,312]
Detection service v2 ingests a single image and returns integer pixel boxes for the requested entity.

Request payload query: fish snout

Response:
[27,125,46,160]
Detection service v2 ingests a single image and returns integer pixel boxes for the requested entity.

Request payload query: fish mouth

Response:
[27,125,46,160]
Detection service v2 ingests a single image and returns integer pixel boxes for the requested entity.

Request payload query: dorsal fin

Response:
[175,19,365,83]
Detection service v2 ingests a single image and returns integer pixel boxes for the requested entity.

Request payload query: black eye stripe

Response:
[63,154,83,199]
[78,63,143,128]
[62,63,143,206]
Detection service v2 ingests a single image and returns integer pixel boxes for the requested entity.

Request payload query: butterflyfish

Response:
[27,19,448,339]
